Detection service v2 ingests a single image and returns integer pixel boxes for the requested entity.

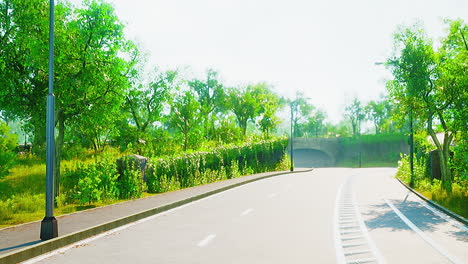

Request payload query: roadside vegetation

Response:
[388,20,467,217]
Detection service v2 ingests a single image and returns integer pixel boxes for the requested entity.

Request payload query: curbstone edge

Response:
[397,178,467,226]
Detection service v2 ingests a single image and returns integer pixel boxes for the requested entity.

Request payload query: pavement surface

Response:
[2,168,467,264]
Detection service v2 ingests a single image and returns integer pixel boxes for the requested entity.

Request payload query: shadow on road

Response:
[363,199,468,242]
[0,240,41,252]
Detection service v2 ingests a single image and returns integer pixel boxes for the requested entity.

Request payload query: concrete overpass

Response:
[288,137,341,167]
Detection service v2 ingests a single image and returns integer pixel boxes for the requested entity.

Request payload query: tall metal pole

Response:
[40,0,58,241]
[290,103,294,172]
[409,107,415,188]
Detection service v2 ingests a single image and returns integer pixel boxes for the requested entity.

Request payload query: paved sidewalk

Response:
[0,169,311,263]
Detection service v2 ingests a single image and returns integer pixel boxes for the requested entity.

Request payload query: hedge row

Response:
[62,138,289,203]
[62,157,146,204]
[146,138,289,193]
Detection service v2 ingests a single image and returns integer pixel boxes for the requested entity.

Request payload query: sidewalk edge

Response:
[0,169,312,264]
[397,178,467,226]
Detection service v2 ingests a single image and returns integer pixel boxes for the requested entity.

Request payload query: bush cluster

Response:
[146,138,288,193]
[62,158,144,204]
[396,154,468,218]
[0,121,18,178]
[61,138,288,203]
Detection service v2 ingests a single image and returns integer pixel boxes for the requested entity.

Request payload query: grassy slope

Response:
[1,150,291,228]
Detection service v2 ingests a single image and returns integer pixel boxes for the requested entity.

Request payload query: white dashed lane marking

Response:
[197,234,216,247]
[240,208,254,217]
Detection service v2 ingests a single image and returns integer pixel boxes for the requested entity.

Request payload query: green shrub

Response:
[117,157,146,199]
[63,159,120,204]
[395,153,427,185]
[146,138,288,193]
[396,153,468,218]
[0,121,18,178]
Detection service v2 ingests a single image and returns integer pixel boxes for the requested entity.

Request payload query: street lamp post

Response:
[40,0,58,241]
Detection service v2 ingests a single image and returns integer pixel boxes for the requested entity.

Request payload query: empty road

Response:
[24,168,467,264]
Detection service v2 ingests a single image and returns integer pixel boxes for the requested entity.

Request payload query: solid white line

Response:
[384,199,463,264]
[197,234,216,247]
[240,208,254,217]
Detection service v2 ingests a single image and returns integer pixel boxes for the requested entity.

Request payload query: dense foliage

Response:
[0,121,17,178]
[58,138,288,204]
[386,20,467,191]
[146,139,288,193]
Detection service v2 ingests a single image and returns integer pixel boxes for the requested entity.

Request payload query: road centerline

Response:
[197,234,217,247]
[268,192,279,198]
[240,208,254,217]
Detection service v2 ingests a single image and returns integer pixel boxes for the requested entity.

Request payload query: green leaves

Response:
[169,90,202,151]
[145,138,288,193]
[0,121,17,178]
[386,20,468,188]
[63,159,120,204]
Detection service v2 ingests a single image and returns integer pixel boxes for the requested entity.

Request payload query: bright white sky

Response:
[85,0,467,123]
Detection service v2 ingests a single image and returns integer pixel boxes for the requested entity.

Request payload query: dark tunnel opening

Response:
[293,149,334,168]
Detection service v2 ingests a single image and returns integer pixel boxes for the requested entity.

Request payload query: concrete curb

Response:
[397,179,468,226]
[0,169,312,264]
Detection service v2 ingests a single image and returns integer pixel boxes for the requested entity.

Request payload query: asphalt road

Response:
[24,168,467,264]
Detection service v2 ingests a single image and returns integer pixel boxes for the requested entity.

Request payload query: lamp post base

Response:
[40,216,58,241]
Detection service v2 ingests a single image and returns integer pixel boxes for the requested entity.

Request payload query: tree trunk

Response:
[427,115,453,192]
[242,122,247,136]
[440,132,453,191]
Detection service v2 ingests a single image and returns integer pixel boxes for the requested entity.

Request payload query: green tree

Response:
[169,91,202,151]
[303,109,327,137]
[228,85,261,136]
[438,19,468,182]
[438,19,468,138]
[386,21,467,190]
[0,0,138,194]
[188,69,225,139]
[365,96,396,134]
[0,0,55,149]
[125,69,176,133]
[252,83,282,138]
[345,97,365,136]
[289,91,314,137]
[324,120,352,138]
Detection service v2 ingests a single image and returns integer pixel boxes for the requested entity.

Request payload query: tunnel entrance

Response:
[293,149,334,168]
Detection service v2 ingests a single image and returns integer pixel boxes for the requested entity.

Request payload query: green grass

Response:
[414,185,467,218]
[0,152,132,228]
[395,155,468,218]
[1,146,289,228]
